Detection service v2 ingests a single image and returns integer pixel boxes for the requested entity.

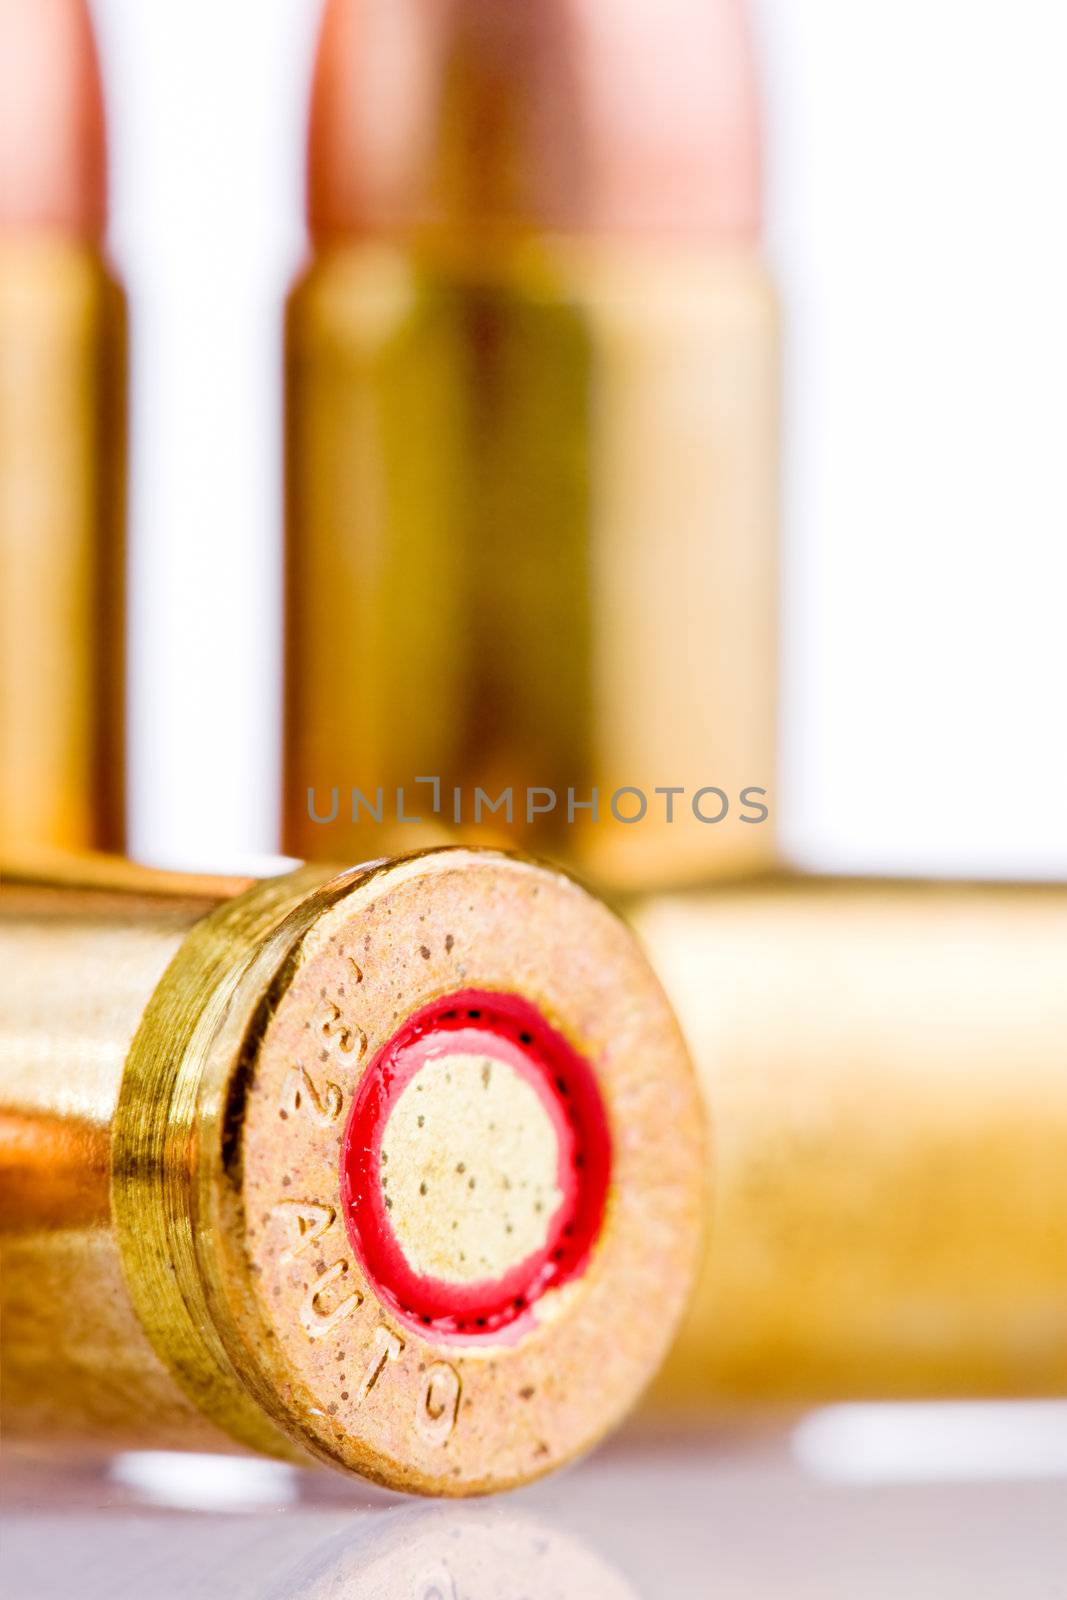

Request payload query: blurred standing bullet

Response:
[0,0,126,858]
[284,0,777,888]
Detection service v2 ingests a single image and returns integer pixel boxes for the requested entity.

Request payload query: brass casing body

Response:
[0,852,704,1495]
[634,877,1067,1407]
[0,240,126,856]
[284,240,777,888]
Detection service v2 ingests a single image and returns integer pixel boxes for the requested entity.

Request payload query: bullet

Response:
[284,0,777,889]
[0,0,126,858]
[0,849,705,1495]
[632,877,1067,1408]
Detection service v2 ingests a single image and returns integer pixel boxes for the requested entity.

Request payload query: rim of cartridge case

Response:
[113,848,707,1494]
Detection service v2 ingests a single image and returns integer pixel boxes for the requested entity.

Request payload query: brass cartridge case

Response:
[633,877,1067,1408]
[0,850,705,1495]
[0,239,126,857]
[284,242,776,889]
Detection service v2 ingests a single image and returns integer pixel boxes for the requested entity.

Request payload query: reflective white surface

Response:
[4,1413,1065,1598]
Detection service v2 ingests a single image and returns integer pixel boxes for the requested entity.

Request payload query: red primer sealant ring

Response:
[339,990,612,1341]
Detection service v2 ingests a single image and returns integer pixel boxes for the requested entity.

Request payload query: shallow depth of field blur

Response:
[88,0,1067,879]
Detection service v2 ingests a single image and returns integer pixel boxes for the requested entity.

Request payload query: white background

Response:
[89,0,1067,877]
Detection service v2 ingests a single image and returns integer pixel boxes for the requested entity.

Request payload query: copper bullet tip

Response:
[0,0,107,238]
[308,0,762,243]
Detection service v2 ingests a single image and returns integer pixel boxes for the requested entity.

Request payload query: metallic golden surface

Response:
[283,237,777,887]
[0,850,705,1495]
[0,240,126,855]
[286,0,775,889]
[634,877,1067,1408]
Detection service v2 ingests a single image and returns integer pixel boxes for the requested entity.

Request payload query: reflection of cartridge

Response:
[0,849,704,1495]
[270,1507,638,1600]
[284,0,777,890]
[0,0,126,857]
[632,878,1067,1408]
